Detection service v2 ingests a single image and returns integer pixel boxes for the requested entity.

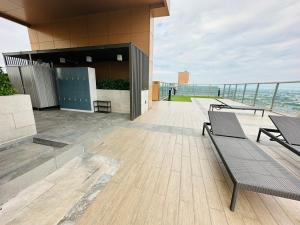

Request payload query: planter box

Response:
[0,95,37,145]
[97,89,130,113]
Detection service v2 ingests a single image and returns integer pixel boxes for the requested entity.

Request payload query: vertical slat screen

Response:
[129,44,149,120]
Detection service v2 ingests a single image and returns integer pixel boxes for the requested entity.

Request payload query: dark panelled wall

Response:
[129,44,149,120]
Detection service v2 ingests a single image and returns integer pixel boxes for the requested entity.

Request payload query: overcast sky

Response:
[153,0,300,83]
[1,0,300,84]
[0,18,30,68]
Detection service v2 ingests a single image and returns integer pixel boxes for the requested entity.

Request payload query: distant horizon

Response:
[156,78,300,85]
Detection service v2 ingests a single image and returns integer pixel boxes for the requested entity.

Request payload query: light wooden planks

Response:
[76,100,300,225]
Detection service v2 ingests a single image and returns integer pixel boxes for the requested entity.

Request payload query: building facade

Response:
[0,0,170,119]
[178,71,189,84]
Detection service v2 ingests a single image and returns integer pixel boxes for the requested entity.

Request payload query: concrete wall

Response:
[97,89,130,114]
[0,95,37,145]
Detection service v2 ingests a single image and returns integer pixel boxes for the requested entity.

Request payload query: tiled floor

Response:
[1,99,300,225]
[77,99,300,225]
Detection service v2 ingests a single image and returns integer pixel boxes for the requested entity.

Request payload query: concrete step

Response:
[0,153,119,225]
[0,141,84,205]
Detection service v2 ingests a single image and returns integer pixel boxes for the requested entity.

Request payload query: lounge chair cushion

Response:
[208,111,246,139]
[213,134,300,199]
[269,116,300,146]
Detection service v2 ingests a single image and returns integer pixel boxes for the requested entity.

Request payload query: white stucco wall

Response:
[141,90,149,114]
[97,89,130,114]
[0,95,37,145]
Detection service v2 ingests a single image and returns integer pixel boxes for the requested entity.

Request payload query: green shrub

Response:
[0,69,17,96]
[97,79,130,90]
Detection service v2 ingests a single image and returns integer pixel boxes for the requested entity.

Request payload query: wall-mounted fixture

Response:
[59,58,66,63]
[117,54,123,62]
[86,56,92,62]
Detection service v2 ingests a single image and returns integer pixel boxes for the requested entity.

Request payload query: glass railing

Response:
[160,83,223,99]
[160,82,176,100]
[223,81,300,116]
[159,81,300,116]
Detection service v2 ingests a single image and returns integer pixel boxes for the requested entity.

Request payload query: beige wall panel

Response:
[29,7,152,56]
[70,37,89,48]
[94,61,129,81]
[0,0,19,11]
[178,71,189,84]
[54,40,71,49]
[8,8,26,21]
[36,26,53,42]
[151,6,169,17]
[69,17,88,39]
[89,35,109,46]
[131,7,150,33]
[108,9,131,35]
[31,43,40,50]
[131,32,149,55]
[88,12,108,37]
[27,6,153,110]
[152,81,160,101]
[28,28,39,43]
[108,34,131,45]
[39,41,54,50]
[50,21,70,41]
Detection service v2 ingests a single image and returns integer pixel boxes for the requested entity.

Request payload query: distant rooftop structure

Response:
[178,70,189,84]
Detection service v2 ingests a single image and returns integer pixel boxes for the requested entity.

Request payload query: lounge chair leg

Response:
[254,110,256,114]
[256,129,262,142]
[202,123,206,136]
[230,184,239,211]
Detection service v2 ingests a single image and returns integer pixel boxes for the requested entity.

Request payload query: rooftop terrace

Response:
[1,99,300,225]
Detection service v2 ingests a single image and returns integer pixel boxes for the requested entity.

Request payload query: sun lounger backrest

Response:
[208,111,246,138]
[269,116,300,146]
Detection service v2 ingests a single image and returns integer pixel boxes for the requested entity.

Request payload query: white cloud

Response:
[0,18,30,69]
[153,0,300,83]
[0,1,299,84]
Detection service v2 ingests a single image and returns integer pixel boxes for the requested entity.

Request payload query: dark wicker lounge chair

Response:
[257,115,300,156]
[202,111,300,211]
[209,99,265,117]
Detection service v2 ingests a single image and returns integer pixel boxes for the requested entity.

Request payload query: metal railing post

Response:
[228,84,231,99]
[233,84,238,100]
[222,84,226,97]
[253,83,260,106]
[242,84,247,103]
[270,83,279,110]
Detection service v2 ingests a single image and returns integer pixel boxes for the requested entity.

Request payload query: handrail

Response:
[159,81,300,116]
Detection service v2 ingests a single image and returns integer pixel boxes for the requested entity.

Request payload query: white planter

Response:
[0,94,37,145]
[97,89,130,113]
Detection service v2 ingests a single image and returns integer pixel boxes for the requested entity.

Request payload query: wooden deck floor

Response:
[77,99,300,225]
